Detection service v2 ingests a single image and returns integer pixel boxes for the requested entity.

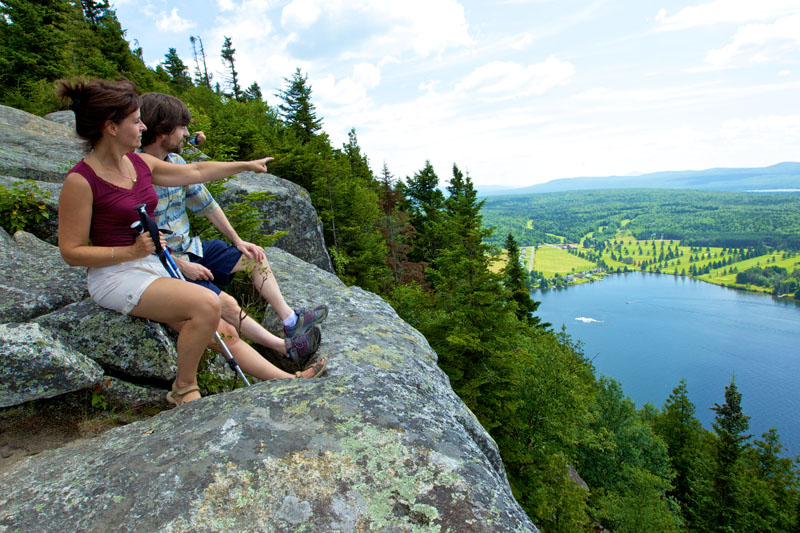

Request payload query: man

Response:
[139,93,327,369]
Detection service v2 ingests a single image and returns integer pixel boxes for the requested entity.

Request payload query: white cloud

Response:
[509,32,535,51]
[156,8,195,33]
[279,0,472,59]
[656,0,799,31]
[281,0,323,30]
[352,62,381,89]
[705,12,800,66]
[779,69,792,76]
[457,57,574,101]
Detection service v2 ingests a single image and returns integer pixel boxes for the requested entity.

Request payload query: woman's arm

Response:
[140,153,274,187]
[58,173,155,267]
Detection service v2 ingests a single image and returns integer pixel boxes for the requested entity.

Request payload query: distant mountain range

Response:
[476,162,800,196]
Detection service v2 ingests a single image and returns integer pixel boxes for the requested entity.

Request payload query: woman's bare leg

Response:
[131,278,221,403]
[169,319,313,381]
[213,322,294,380]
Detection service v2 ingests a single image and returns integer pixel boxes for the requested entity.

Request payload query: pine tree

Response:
[243,81,262,102]
[220,36,241,101]
[709,376,752,531]
[404,160,444,264]
[162,47,191,90]
[378,163,423,285]
[503,233,545,327]
[277,68,322,144]
[652,379,704,527]
[80,0,109,25]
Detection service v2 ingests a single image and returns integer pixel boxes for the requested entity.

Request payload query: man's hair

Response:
[139,93,192,147]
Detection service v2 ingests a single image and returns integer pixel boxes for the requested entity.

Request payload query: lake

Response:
[535,272,800,458]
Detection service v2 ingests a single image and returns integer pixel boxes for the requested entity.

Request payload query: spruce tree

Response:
[709,376,751,531]
[503,233,545,327]
[277,68,322,144]
[162,48,191,90]
[404,160,444,265]
[377,163,422,285]
[652,379,704,527]
[243,81,262,102]
[220,36,241,101]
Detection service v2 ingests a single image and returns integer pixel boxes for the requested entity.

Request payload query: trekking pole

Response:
[131,204,251,387]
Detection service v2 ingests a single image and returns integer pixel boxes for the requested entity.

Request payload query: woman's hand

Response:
[132,231,155,258]
[132,231,165,258]
[247,157,275,174]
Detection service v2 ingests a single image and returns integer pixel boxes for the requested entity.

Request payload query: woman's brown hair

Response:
[55,78,140,148]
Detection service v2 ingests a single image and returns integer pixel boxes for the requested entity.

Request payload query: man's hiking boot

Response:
[284,305,328,338]
[285,325,322,370]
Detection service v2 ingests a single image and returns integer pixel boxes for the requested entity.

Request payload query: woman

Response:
[56,78,325,406]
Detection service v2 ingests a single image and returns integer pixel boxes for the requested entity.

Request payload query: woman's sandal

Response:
[166,383,201,406]
[295,358,327,379]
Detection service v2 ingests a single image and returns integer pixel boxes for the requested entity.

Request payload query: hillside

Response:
[478,162,800,196]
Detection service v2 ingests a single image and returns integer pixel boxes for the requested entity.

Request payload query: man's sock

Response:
[283,311,298,329]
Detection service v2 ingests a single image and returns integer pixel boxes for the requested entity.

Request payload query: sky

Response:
[112,0,800,188]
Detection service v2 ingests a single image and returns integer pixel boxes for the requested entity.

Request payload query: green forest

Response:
[2,1,799,530]
[482,189,800,249]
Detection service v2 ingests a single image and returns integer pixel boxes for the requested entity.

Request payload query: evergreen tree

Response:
[709,376,752,531]
[220,36,241,101]
[651,379,704,527]
[503,233,545,327]
[277,68,322,144]
[162,47,191,90]
[404,160,444,265]
[243,81,262,102]
[0,0,73,107]
[378,163,423,285]
[79,0,109,25]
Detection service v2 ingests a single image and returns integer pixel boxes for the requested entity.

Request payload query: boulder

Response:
[95,376,167,409]
[32,299,179,381]
[0,104,86,182]
[0,247,538,531]
[216,171,334,273]
[0,229,87,323]
[0,322,104,408]
[43,110,76,129]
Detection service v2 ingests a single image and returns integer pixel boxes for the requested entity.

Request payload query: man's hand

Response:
[176,257,214,281]
[235,241,266,263]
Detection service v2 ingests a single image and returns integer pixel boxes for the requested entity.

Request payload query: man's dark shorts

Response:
[185,239,242,295]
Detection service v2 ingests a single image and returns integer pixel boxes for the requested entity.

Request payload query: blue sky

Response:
[113,0,800,188]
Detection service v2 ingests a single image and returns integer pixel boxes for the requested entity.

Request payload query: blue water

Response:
[535,272,800,458]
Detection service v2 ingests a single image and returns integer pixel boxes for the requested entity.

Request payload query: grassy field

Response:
[533,246,596,277]
[489,231,799,296]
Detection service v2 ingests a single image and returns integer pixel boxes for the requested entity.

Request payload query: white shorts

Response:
[87,255,171,315]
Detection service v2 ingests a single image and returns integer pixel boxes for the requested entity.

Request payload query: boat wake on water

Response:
[575,317,603,323]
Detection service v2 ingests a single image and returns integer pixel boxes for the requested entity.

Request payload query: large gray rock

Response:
[0,322,104,407]
[217,171,334,273]
[43,110,76,129]
[0,229,87,323]
[0,247,538,531]
[0,104,86,182]
[33,299,179,381]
